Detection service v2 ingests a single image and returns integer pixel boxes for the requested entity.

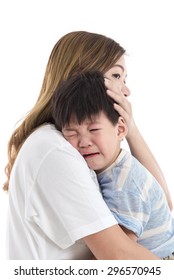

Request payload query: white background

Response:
[0,0,174,261]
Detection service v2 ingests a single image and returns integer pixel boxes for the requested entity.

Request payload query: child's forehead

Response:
[68,112,103,125]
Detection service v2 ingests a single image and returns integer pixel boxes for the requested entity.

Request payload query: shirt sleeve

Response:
[26,147,117,249]
[109,189,151,237]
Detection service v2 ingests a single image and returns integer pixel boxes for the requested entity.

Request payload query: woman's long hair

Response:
[3,31,125,191]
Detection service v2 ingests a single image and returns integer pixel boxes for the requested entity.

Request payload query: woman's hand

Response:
[104,78,136,139]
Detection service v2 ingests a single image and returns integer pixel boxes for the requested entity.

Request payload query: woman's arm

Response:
[84,224,159,260]
[120,226,138,242]
[125,123,173,210]
[105,79,173,210]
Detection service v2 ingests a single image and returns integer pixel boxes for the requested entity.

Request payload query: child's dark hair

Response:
[52,71,120,130]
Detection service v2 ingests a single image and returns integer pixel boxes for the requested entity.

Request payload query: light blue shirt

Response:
[97,149,174,258]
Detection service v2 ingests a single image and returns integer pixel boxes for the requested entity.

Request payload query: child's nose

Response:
[79,136,92,147]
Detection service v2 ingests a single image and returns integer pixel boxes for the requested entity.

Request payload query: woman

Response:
[4,31,172,259]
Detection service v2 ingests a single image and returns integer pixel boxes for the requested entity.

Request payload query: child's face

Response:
[62,112,126,173]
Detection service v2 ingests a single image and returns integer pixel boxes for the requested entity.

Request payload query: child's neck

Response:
[95,148,122,174]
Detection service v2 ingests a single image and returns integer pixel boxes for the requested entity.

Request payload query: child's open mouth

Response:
[83,152,100,159]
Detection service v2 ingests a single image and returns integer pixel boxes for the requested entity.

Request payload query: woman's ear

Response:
[117,117,128,140]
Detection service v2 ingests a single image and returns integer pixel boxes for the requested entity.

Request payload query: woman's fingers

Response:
[106,88,134,132]
[104,78,121,95]
[106,89,130,112]
[104,77,131,98]
[104,78,134,134]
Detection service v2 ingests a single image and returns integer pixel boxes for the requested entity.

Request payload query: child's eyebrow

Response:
[62,127,76,131]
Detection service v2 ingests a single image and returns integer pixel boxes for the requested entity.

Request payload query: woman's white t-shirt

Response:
[7,124,117,259]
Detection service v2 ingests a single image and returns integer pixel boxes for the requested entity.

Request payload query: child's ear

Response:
[117,117,128,139]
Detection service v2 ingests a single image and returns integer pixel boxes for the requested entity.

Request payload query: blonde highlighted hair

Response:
[3,31,125,191]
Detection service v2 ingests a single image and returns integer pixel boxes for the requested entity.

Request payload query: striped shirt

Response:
[97,149,174,258]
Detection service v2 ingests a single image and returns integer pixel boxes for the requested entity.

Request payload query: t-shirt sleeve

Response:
[109,190,151,237]
[26,148,117,249]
